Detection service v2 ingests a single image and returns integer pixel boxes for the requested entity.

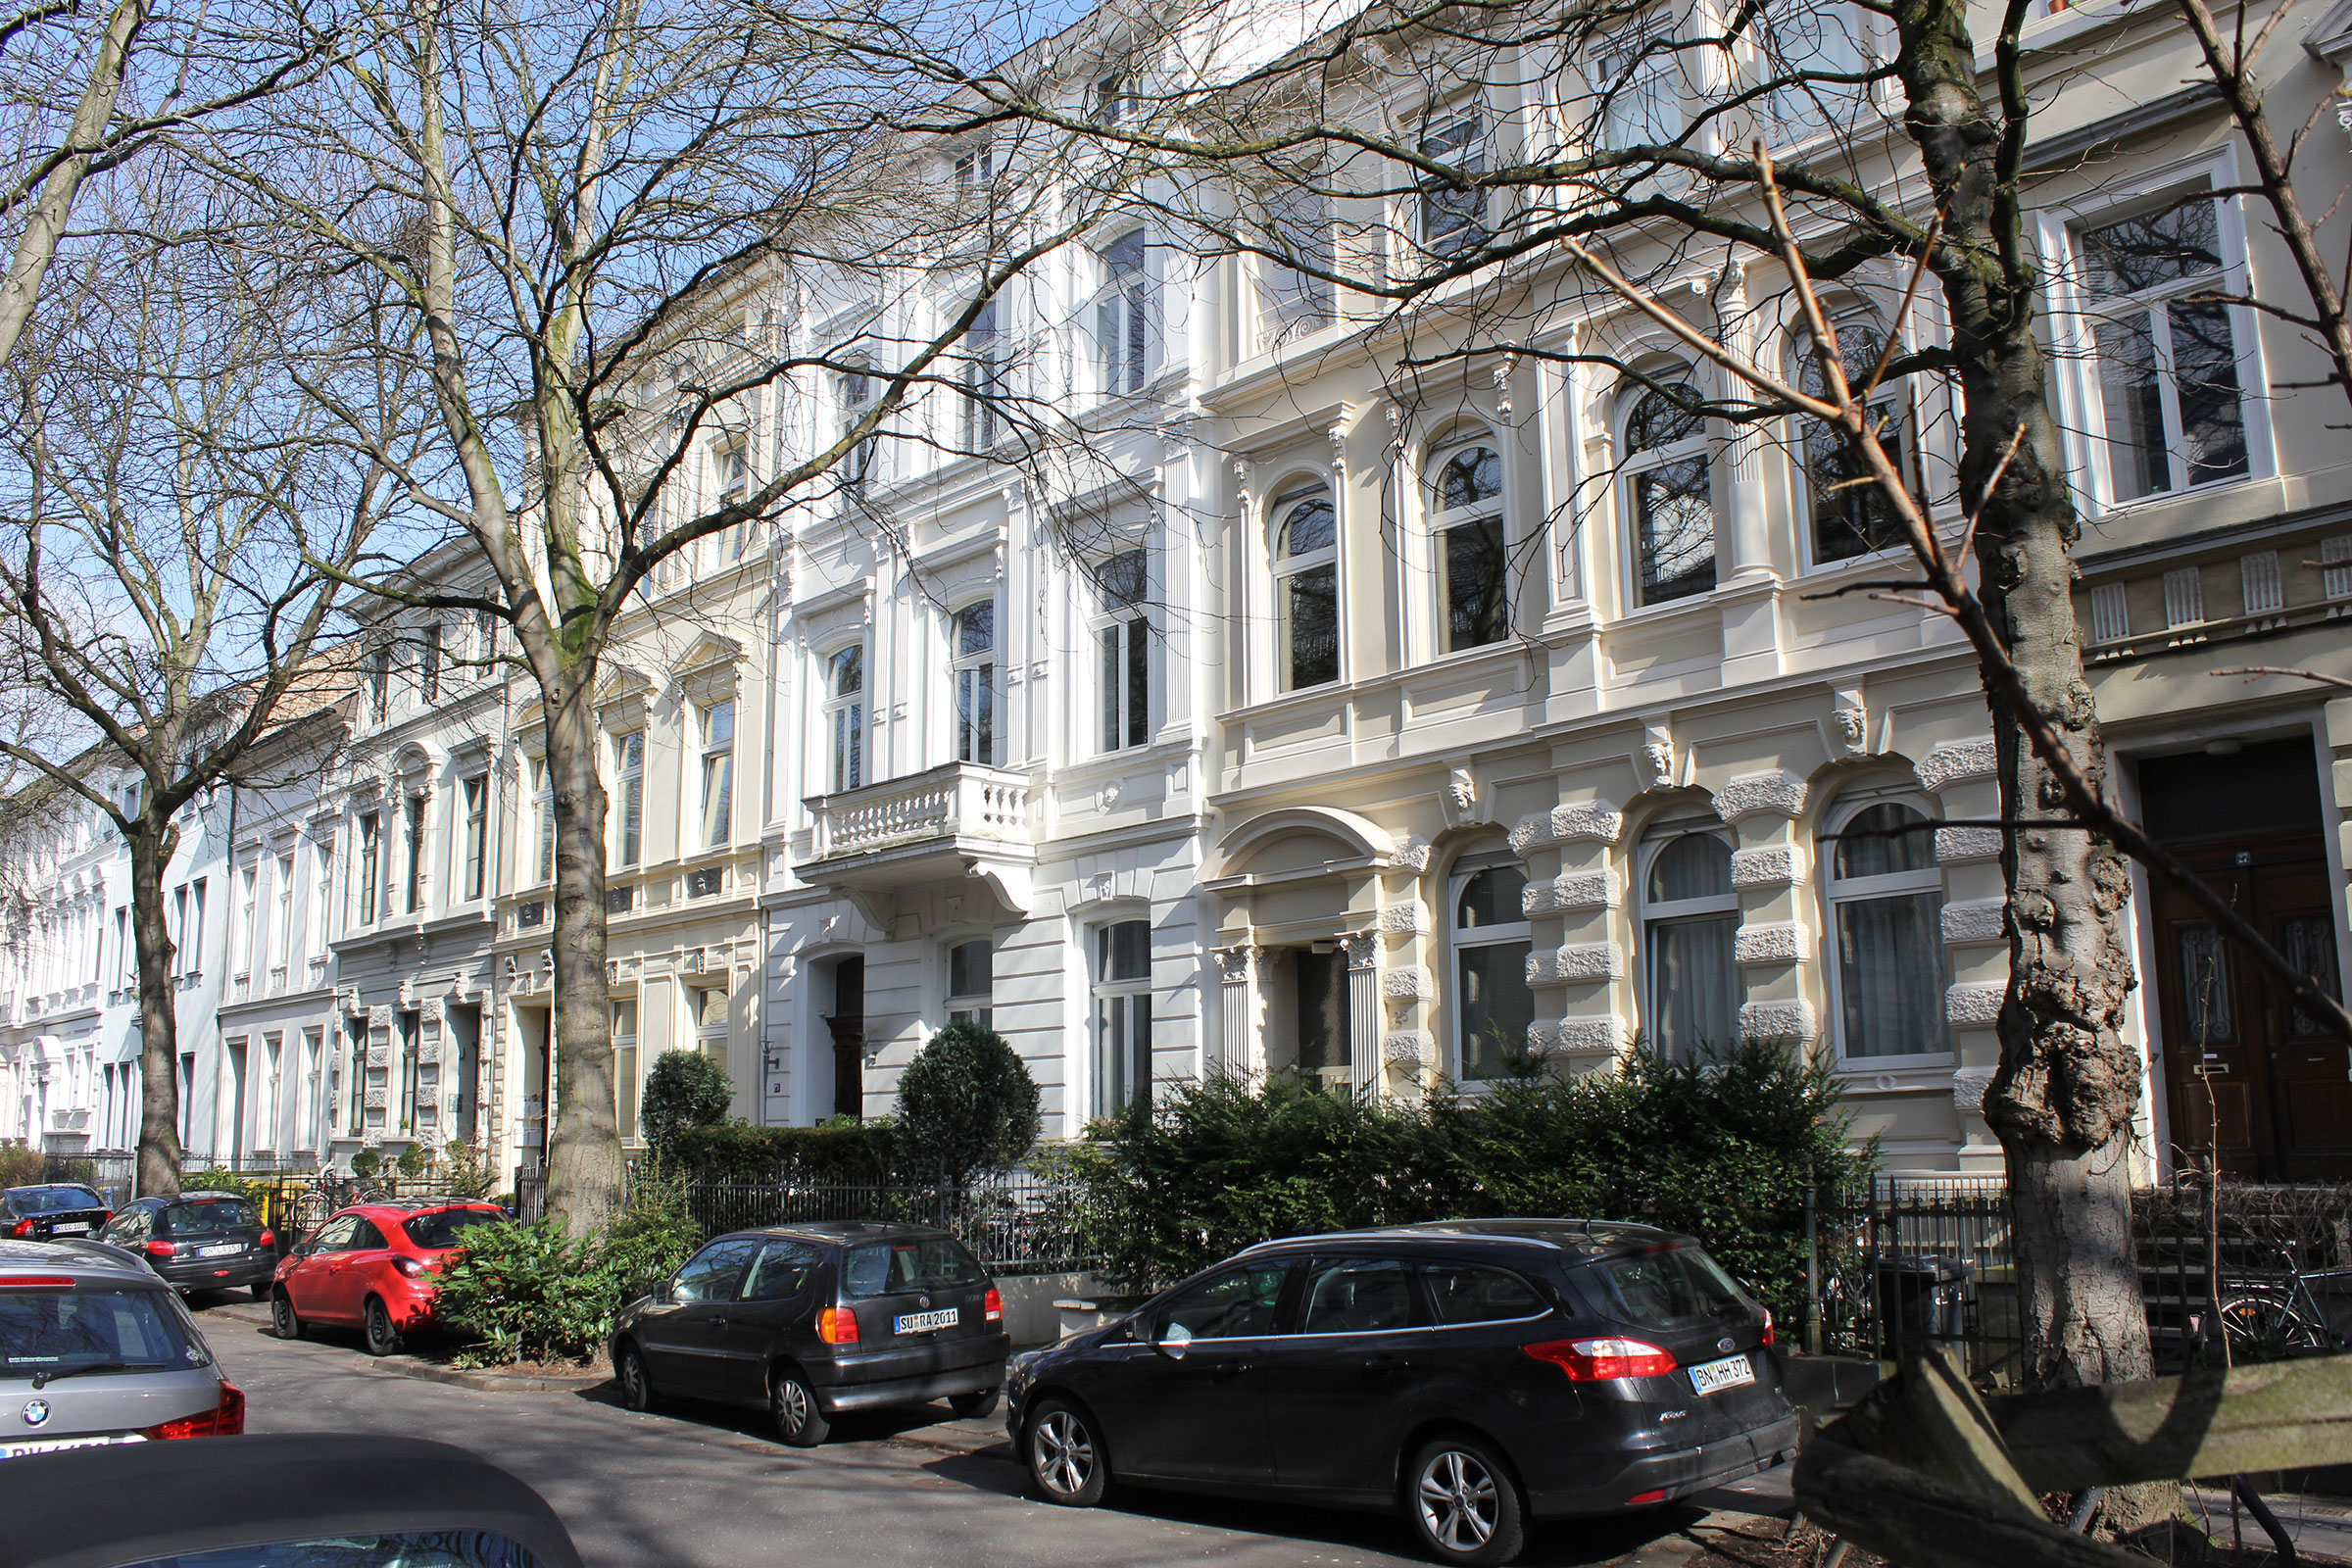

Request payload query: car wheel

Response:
[362,1296,402,1358]
[1025,1396,1108,1507]
[949,1389,1000,1420]
[270,1289,303,1341]
[615,1342,659,1412]
[1404,1435,1526,1568]
[771,1367,831,1447]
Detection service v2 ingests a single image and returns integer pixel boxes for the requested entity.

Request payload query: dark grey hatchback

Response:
[611,1220,1009,1446]
[1005,1220,1800,1568]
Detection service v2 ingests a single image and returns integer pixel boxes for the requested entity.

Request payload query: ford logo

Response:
[1717,1337,1737,1354]
[21,1398,49,1428]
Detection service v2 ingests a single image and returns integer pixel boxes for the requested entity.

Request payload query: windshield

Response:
[1585,1245,1749,1333]
[9,1188,104,1215]
[158,1200,260,1237]
[404,1209,507,1250]
[841,1237,984,1298]
[122,1530,548,1568]
[0,1284,207,1380]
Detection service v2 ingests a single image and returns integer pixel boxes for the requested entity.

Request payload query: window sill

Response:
[1835,1056,1957,1091]
[1609,587,1724,630]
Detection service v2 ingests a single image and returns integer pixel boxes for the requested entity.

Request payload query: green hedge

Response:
[433,1175,701,1365]
[670,1119,903,1183]
[1056,1042,1872,1328]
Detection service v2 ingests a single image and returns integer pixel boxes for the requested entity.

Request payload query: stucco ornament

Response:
[1716,769,1809,822]
[1915,738,1997,793]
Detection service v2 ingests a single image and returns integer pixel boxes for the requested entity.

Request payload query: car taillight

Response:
[8,1219,30,1238]
[143,1382,244,1440]
[1523,1337,1679,1381]
[143,1240,177,1257]
[816,1307,859,1345]
[0,1276,75,1290]
[393,1256,427,1279]
[984,1288,1003,1323]
[257,1229,273,1250]
[1760,1308,1773,1347]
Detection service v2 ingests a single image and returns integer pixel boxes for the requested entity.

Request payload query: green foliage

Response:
[181,1169,272,1206]
[640,1050,735,1160]
[438,1140,498,1200]
[1066,1042,1871,1327]
[0,1144,42,1189]
[670,1118,901,1182]
[349,1150,381,1178]
[894,1022,1041,1188]
[433,1175,701,1366]
[395,1143,427,1179]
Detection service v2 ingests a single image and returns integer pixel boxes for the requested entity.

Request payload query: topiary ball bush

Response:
[640,1050,735,1160]
[895,1022,1041,1188]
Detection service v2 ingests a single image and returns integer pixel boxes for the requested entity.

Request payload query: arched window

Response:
[1273,481,1340,691]
[824,646,864,793]
[1641,828,1738,1059]
[952,602,997,765]
[1824,798,1951,1058]
[1793,312,1913,564]
[1622,384,1715,607]
[1450,858,1534,1080]
[1431,438,1508,653]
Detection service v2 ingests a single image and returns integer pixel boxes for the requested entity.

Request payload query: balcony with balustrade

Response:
[802,762,1036,925]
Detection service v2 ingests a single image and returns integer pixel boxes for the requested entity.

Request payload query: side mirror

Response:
[1153,1326,1191,1361]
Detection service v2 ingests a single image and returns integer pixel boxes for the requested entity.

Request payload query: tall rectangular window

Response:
[403,791,426,913]
[296,1028,321,1152]
[271,852,293,976]
[309,840,333,959]
[712,443,749,565]
[367,645,390,722]
[953,605,997,765]
[1092,920,1152,1117]
[1273,483,1341,690]
[1451,863,1535,1080]
[1095,550,1151,752]
[2079,197,2249,504]
[825,647,865,793]
[1096,230,1150,396]
[837,367,876,487]
[612,732,644,866]
[532,760,554,884]
[613,1000,640,1143]
[418,623,442,703]
[700,700,735,847]
[460,775,487,901]
[1431,440,1508,651]
[1258,186,1335,349]
[959,296,1005,450]
[233,864,257,977]
[1417,110,1489,259]
[694,983,730,1059]
[1594,24,1680,151]
[189,879,206,977]
[947,939,993,1031]
[112,906,128,990]
[358,813,381,923]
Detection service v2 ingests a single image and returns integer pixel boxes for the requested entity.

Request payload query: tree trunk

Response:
[1894,0,2157,1416]
[541,662,620,1235]
[128,830,182,1199]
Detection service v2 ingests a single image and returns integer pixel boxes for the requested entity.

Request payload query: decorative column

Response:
[1343,931,1382,1094]
[1914,738,2007,1173]
[1711,263,1774,584]
[1215,946,1258,1075]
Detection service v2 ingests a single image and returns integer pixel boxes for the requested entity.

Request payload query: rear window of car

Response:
[0,1283,207,1377]
[157,1200,259,1237]
[8,1188,103,1215]
[1422,1263,1548,1325]
[841,1237,984,1298]
[403,1208,507,1250]
[1584,1245,1747,1332]
[119,1530,550,1568]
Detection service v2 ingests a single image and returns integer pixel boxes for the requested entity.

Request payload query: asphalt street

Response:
[186,1293,1788,1568]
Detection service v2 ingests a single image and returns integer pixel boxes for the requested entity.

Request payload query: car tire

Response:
[950,1389,1000,1420]
[771,1367,831,1447]
[615,1342,659,1412]
[362,1296,402,1358]
[251,1281,273,1300]
[1025,1396,1109,1507]
[270,1289,304,1341]
[1404,1434,1526,1568]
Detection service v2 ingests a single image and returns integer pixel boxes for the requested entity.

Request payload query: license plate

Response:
[49,1223,86,1235]
[0,1434,146,1459]
[892,1308,959,1334]
[196,1244,240,1257]
[1690,1353,1756,1396]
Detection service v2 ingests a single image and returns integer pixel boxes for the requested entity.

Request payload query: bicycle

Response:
[289,1169,390,1236]
[2211,1241,2345,1361]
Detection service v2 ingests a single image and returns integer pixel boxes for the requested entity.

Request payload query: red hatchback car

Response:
[270,1200,507,1356]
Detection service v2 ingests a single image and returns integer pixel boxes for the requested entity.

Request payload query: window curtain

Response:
[1649,914,1737,1059]
[1836,890,1951,1056]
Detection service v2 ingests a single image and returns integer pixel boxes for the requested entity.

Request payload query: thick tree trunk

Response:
[541,664,620,1235]
[1894,0,2156,1419]
[128,832,182,1199]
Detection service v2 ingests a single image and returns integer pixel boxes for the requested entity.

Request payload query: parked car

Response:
[100,1192,277,1298]
[0,1433,583,1568]
[0,1236,244,1460]
[612,1220,1010,1446]
[3,1185,111,1243]
[1004,1219,1801,1568]
[270,1200,509,1355]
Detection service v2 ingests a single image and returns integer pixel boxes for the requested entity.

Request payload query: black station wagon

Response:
[1004,1219,1799,1567]
[610,1220,1009,1446]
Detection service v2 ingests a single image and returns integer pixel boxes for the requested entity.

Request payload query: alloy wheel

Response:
[1033,1410,1095,1497]
[1417,1448,1499,1554]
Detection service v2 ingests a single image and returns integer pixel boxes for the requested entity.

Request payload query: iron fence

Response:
[676,1174,1101,1276]
[1807,1176,2023,1387]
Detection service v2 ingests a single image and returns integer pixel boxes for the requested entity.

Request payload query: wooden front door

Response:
[2153,834,2351,1181]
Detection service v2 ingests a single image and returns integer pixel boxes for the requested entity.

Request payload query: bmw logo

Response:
[21,1398,49,1428]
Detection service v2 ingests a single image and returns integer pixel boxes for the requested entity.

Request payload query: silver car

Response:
[0,1236,242,1459]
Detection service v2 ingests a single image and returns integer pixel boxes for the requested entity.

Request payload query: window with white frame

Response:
[711,442,749,565]
[1096,230,1150,396]
[1593,22,1680,151]
[459,774,488,901]
[954,142,992,195]
[1823,798,1952,1058]
[836,366,877,486]
[1272,481,1340,690]
[1418,109,1489,260]
[402,790,426,913]
[367,645,391,723]
[475,608,500,667]
[418,624,442,704]
[613,999,639,1143]
[612,732,644,867]
[959,296,1005,450]
[1450,858,1535,1081]
[825,646,864,793]
[2075,196,2250,504]
[693,984,729,1059]
[699,700,735,848]
[308,840,332,959]
[1755,1,1872,141]
[1095,549,1152,752]
[1258,185,1335,348]
[1622,383,1716,606]
[530,760,554,885]
[947,939,993,1031]
[1093,72,1138,125]
[1640,828,1738,1059]
[1793,313,1913,564]
[233,863,257,977]
[1092,919,1152,1116]
[271,852,293,974]
[1431,438,1509,652]
[952,603,998,766]
[357,812,382,923]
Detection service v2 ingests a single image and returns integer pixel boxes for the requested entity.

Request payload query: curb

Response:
[222,1298,610,1394]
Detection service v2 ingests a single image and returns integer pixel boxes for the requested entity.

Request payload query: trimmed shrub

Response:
[640,1050,735,1160]
[1063,1041,1870,1327]
[670,1120,901,1183]
[0,1144,43,1189]
[433,1175,700,1366]
[895,1022,1041,1188]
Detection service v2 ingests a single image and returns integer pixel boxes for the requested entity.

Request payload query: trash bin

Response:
[1877,1255,1972,1353]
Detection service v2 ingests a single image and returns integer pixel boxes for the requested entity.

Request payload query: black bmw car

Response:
[2,1183,112,1242]
[1005,1219,1799,1567]
[611,1220,1010,1446]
